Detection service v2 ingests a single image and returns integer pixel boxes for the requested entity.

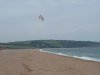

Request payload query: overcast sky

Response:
[0,0,100,42]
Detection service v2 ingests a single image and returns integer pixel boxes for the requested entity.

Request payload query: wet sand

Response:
[0,49,100,75]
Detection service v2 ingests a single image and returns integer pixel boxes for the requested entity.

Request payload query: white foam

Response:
[73,56,100,62]
[39,49,55,54]
[39,49,100,62]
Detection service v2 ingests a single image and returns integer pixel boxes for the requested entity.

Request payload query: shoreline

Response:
[0,49,100,75]
[39,49,100,63]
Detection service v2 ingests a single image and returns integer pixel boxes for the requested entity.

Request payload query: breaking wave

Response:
[39,49,100,62]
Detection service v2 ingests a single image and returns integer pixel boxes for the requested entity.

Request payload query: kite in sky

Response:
[39,15,44,21]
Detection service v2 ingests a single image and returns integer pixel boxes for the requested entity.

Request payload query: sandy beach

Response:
[0,49,100,75]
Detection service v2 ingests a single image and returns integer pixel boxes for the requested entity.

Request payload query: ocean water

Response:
[40,47,100,62]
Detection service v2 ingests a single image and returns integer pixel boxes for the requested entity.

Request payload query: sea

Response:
[39,47,100,62]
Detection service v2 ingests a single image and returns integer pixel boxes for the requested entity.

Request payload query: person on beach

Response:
[58,51,59,53]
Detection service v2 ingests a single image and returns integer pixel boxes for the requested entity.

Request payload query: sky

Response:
[0,0,100,42]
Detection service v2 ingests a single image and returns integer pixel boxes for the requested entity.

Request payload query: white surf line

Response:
[39,49,100,62]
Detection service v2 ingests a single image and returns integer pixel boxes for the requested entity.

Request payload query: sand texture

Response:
[0,49,100,75]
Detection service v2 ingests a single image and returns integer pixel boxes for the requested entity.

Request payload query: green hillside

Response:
[0,40,100,49]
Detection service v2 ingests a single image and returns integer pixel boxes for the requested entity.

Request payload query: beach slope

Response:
[0,49,100,75]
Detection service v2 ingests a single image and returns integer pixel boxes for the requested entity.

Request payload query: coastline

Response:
[0,49,100,75]
[39,49,100,62]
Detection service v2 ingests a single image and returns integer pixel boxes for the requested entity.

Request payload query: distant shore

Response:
[0,49,100,75]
